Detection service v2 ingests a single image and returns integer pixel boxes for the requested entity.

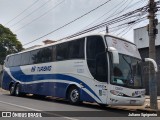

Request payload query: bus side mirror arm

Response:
[144,58,158,72]
[108,47,119,64]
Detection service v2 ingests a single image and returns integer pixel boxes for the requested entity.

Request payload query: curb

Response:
[109,106,160,113]
[146,98,160,100]
[108,106,137,112]
[136,108,160,112]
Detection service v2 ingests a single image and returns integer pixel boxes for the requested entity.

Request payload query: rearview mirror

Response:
[144,58,158,72]
[108,47,119,64]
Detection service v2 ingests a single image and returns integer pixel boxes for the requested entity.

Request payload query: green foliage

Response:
[0,24,23,64]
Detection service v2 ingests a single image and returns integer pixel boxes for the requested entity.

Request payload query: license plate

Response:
[130,100,136,104]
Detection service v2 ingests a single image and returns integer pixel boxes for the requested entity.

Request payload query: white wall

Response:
[134,23,160,48]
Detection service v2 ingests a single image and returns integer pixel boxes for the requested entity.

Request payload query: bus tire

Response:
[9,83,15,96]
[99,104,108,108]
[68,86,80,105]
[15,84,23,96]
[33,94,46,99]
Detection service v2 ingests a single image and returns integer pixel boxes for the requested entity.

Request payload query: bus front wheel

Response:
[68,86,80,105]
[99,104,108,108]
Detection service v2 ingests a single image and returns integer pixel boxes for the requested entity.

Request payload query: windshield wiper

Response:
[122,56,134,85]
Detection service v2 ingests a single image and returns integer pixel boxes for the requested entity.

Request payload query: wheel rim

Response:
[15,85,19,95]
[10,85,14,94]
[70,89,79,103]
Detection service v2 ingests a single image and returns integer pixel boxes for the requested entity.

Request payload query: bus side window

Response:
[5,57,9,67]
[68,38,85,59]
[8,56,15,67]
[13,54,22,66]
[56,42,69,61]
[29,49,41,64]
[87,36,108,82]
[40,47,52,63]
[21,52,30,65]
[52,46,56,61]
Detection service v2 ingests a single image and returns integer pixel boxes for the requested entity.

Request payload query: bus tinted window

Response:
[21,52,30,65]
[29,49,41,64]
[56,42,69,61]
[68,38,84,59]
[87,36,107,82]
[40,47,52,63]
[13,54,21,66]
[5,57,9,67]
[52,46,56,61]
[8,56,14,67]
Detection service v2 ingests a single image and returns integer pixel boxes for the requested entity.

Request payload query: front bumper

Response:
[108,94,145,106]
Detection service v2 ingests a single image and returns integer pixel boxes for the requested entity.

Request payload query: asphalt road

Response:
[0,90,159,120]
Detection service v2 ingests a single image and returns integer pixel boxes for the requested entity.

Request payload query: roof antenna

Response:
[106,26,109,34]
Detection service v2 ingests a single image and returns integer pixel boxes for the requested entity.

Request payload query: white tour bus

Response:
[2,33,158,106]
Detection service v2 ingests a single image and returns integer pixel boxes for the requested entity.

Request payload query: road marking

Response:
[0,100,79,120]
[0,100,41,111]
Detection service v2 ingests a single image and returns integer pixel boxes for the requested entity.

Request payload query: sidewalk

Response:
[145,96,160,100]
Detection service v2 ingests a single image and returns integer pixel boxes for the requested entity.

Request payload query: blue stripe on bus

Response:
[9,66,102,102]
[2,71,96,102]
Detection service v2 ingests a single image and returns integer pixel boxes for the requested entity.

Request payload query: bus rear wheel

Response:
[68,87,80,105]
[9,83,15,96]
[15,84,24,96]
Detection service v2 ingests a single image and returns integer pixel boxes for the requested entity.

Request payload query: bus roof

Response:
[6,33,135,57]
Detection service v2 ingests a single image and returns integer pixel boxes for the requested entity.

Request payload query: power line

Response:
[81,0,129,30]
[15,0,65,32]
[23,0,112,46]
[9,0,52,28]
[5,0,40,25]
[61,5,148,40]
[114,1,148,36]
[102,0,147,23]
[98,17,147,34]
[114,16,147,36]
[105,0,132,19]
[79,0,147,36]
[77,0,145,34]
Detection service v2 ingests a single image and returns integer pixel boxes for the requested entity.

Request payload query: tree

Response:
[0,24,23,65]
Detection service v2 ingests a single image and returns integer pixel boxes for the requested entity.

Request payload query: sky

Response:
[0,0,153,48]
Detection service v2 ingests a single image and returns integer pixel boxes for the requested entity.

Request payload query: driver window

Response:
[86,36,108,82]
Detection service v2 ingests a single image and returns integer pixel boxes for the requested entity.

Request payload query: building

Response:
[43,40,56,45]
[134,23,160,95]
[24,40,56,51]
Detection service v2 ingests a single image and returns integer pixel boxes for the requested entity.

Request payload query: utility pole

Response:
[148,0,158,110]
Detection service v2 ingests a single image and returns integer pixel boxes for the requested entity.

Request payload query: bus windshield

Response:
[111,54,142,88]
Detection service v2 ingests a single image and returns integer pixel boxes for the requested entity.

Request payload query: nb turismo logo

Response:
[31,66,36,72]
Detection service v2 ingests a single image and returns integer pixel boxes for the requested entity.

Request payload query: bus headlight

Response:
[110,90,124,96]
